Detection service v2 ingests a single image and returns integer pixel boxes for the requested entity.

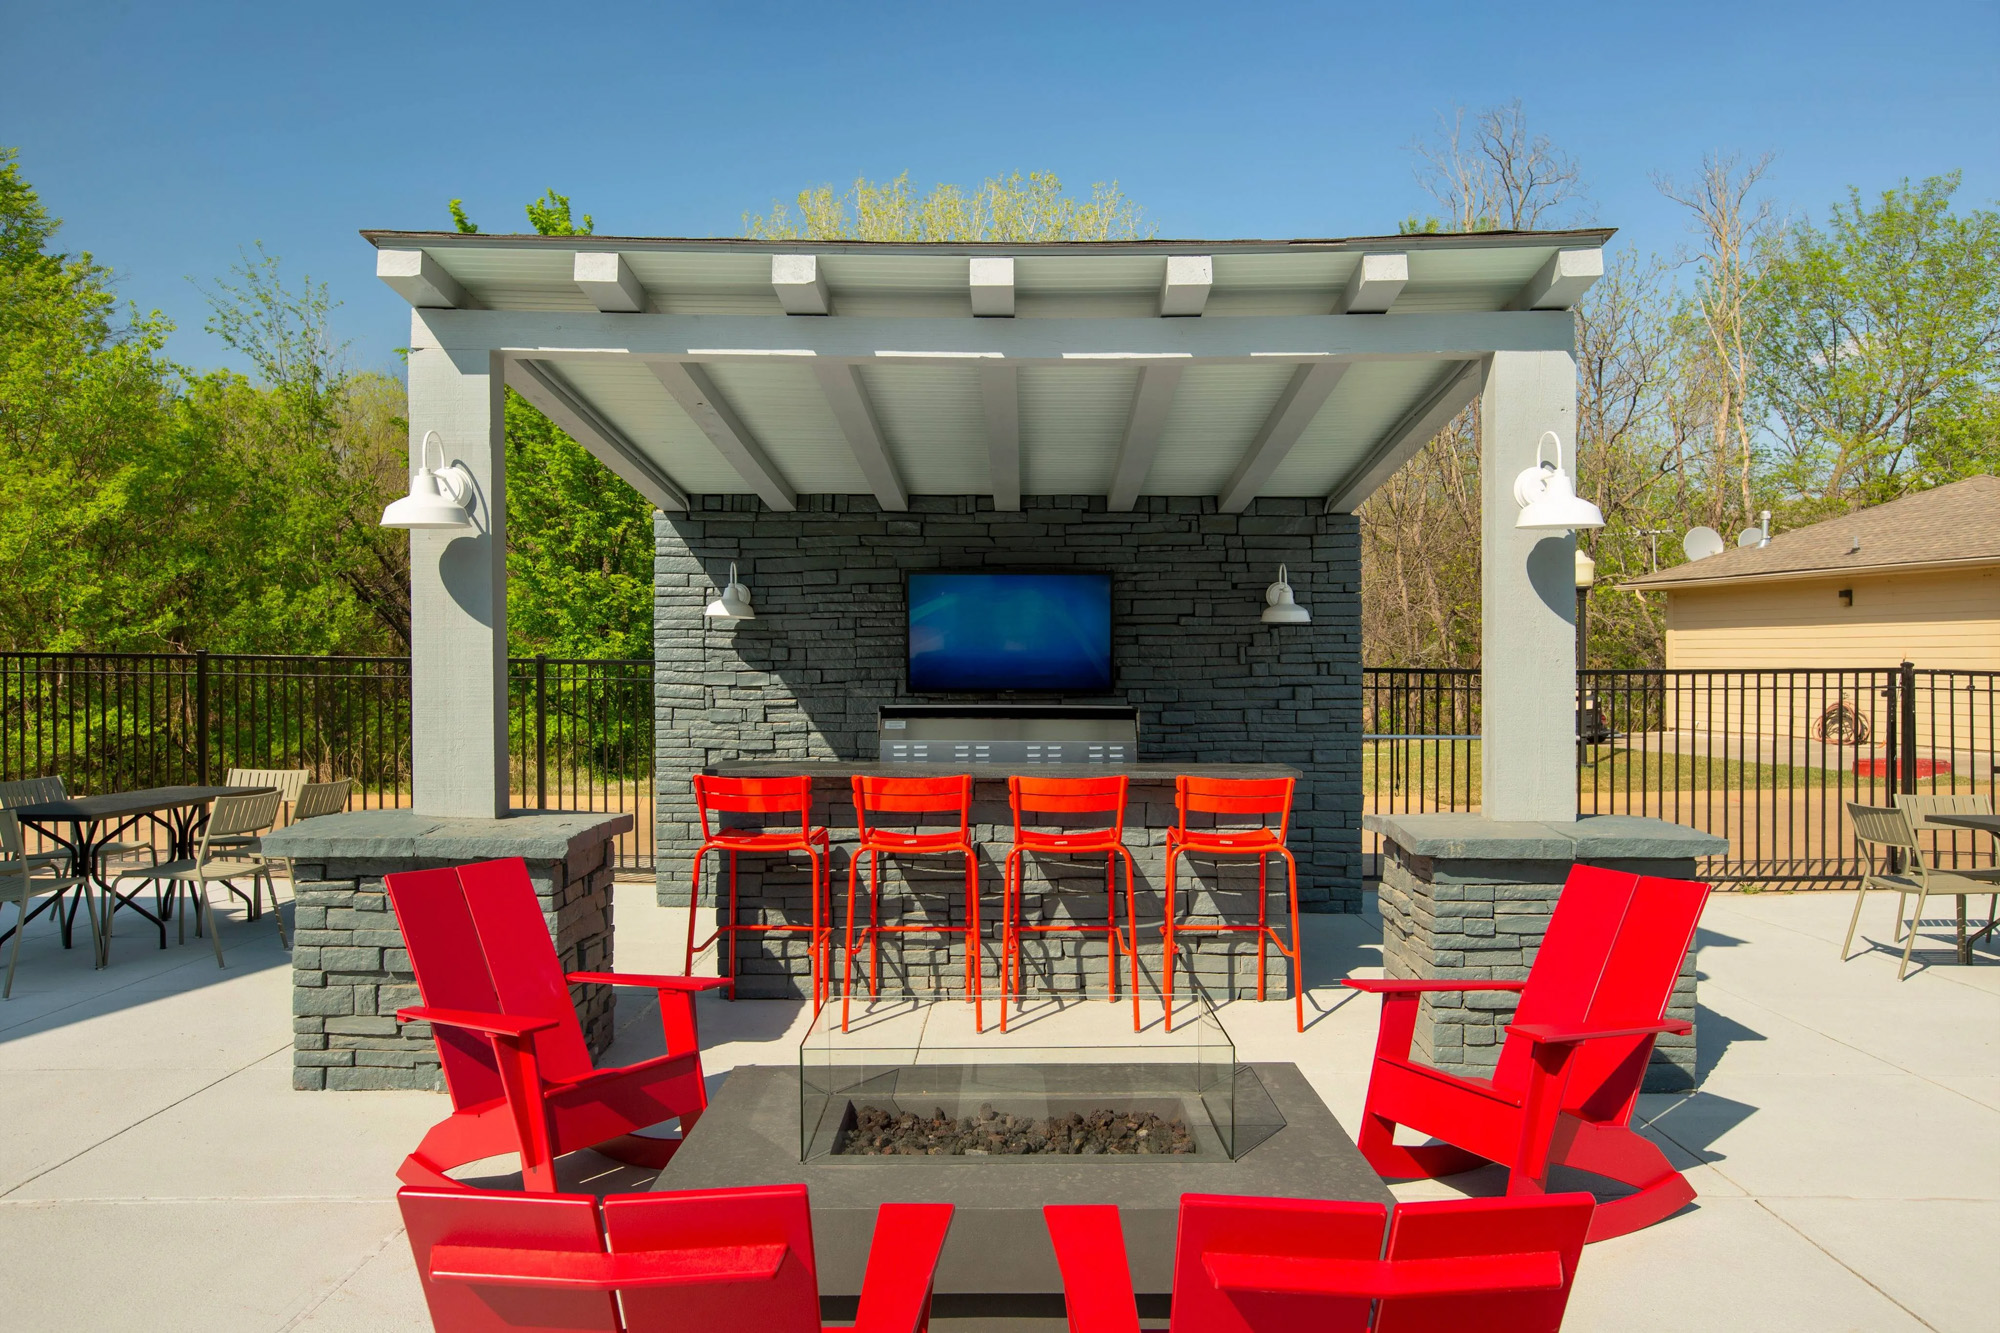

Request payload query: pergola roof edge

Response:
[360,227,1618,256]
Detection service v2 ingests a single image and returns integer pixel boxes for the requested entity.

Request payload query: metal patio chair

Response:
[2,810,96,999]
[1895,793,1999,944]
[1847,802,1996,977]
[111,791,286,967]
[203,768,311,863]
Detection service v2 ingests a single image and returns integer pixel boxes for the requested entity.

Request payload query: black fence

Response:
[1365,664,2000,885]
[0,651,654,874]
[7,652,1994,887]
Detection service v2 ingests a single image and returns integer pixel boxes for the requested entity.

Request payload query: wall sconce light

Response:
[1260,565,1311,625]
[704,563,756,621]
[380,431,475,531]
[1514,431,1605,532]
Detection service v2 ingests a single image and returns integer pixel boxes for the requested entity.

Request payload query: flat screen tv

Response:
[907,572,1113,693]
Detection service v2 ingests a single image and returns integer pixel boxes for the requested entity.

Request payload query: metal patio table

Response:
[1925,812,2000,965]
[12,785,273,966]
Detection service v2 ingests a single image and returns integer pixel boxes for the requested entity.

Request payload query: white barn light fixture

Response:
[380,431,474,530]
[1514,431,1605,532]
[704,563,756,621]
[1260,565,1311,625]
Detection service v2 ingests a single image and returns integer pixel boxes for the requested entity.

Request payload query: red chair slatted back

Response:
[693,774,814,839]
[399,1185,620,1333]
[603,1184,822,1333]
[385,859,595,1105]
[852,774,972,834]
[1494,864,1710,1115]
[1171,1193,1385,1333]
[1174,776,1295,840]
[1374,1194,1594,1333]
[1009,774,1129,838]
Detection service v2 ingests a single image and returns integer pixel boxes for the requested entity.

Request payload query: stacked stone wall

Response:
[289,839,617,1091]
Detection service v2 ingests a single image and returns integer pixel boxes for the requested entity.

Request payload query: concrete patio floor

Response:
[0,882,1992,1331]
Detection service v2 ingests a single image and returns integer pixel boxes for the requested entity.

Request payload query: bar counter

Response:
[694,760,1309,1002]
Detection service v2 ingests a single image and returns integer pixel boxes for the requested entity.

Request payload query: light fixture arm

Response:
[416,431,473,508]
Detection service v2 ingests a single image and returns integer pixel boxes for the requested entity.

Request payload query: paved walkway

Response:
[0,882,1991,1330]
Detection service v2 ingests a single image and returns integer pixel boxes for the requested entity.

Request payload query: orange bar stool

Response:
[999,775,1140,1032]
[1163,775,1304,1032]
[686,775,832,1009]
[843,774,983,1033]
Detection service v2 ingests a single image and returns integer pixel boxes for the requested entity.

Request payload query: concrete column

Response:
[406,339,508,817]
[1479,350,1578,823]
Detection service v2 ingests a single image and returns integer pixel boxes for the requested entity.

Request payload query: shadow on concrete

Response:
[1642,1090,1760,1165]
[0,900,292,1046]
[1695,1003,1766,1082]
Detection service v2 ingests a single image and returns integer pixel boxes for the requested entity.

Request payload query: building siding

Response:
[1663,566,2000,670]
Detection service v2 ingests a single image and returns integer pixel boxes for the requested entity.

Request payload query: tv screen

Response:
[908,572,1113,693]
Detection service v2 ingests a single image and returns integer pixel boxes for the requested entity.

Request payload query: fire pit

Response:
[658,969,1392,1323]
[836,1103,1197,1157]
[799,984,1238,1162]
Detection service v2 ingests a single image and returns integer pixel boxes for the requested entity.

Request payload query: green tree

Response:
[0,146,223,651]
[1753,174,2000,504]
[745,171,1150,241]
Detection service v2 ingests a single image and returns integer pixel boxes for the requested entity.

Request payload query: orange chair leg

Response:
[1163,848,1178,1033]
[1282,848,1303,1032]
[966,849,984,1033]
[842,849,864,1031]
[1256,852,1269,1004]
[1120,847,1140,1033]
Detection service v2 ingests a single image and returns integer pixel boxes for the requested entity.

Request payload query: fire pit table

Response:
[654,984,1388,1326]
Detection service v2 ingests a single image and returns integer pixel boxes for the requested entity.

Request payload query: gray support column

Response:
[407,337,509,817]
[1479,350,1578,823]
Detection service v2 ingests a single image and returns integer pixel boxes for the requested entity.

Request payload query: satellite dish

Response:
[1683,527,1726,561]
[1737,527,1765,549]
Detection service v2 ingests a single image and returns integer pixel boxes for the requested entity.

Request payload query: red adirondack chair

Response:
[386,857,729,1193]
[399,1180,953,1333]
[1344,863,1710,1242]
[1045,1191,1594,1332]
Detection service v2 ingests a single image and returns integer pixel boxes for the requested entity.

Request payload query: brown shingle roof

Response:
[1620,475,2000,590]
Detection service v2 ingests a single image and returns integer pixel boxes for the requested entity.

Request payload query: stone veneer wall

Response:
[279,814,627,1091]
[650,495,1362,997]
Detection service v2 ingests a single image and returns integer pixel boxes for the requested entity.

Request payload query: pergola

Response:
[366,228,1610,824]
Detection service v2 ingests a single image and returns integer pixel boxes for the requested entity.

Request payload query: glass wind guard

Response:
[799,946,1236,1162]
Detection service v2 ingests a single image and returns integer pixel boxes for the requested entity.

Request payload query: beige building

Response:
[1621,476,1999,758]
[1623,475,2000,670]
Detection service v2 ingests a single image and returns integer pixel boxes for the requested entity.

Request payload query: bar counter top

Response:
[707,760,1303,781]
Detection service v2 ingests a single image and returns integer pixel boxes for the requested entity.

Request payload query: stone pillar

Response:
[1480,350,1579,823]
[264,810,631,1091]
[407,330,508,818]
[1365,812,1727,1093]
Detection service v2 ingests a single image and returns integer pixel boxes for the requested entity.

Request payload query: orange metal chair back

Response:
[1008,774,1129,837]
[692,774,816,839]
[1173,775,1295,842]
[852,774,972,837]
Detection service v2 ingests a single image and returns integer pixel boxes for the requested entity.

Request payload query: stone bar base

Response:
[671,772,1319,1003]
[263,811,632,1091]
[1364,813,1728,1094]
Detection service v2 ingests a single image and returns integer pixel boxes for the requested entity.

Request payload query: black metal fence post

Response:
[1899,660,1919,796]
[195,650,210,786]
[534,653,549,810]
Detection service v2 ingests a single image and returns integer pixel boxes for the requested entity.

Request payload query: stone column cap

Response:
[1363,812,1728,861]
[262,809,633,861]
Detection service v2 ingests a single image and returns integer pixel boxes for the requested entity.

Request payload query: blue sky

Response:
[6,1,1995,374]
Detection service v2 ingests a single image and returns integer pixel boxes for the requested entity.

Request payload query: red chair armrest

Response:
[1204,1249,1564,1298]
[396,1007,559,1039]
[1344,979,1530,994]
[429,1241,787,1291]
[1507,1019,1691,1046]
[851,1203,954,1333]
[1043,1205,1141,1333]
[567,971,732,994]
